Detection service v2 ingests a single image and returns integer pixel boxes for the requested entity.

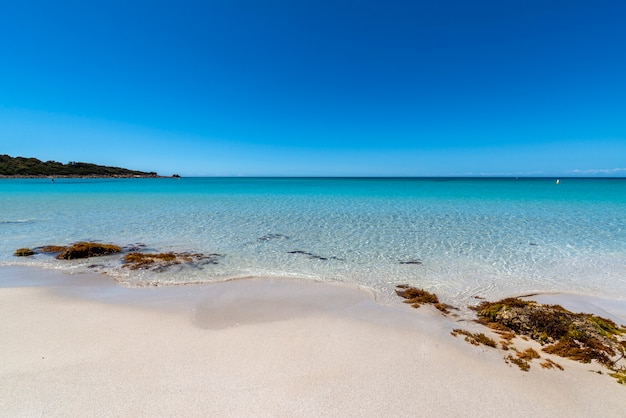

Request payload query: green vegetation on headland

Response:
[0,155,159,177]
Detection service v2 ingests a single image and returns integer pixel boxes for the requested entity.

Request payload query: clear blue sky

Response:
[1,0,625,176]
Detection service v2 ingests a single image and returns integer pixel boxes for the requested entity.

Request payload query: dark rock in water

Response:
[14,248,35,257]
[258,233,290,242]
[288,250,313,256]
[399,260,423,265]
[122,243,147,252]
[56,242,122,260]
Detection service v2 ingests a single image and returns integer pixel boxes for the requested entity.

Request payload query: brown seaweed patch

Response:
[56,242,122,260]
[471,297,626,382]
[540,359,564,370]
[396,285,439,306]
[434,303,452,314]
[122,252,221,271]
[395,285,455,315]
[38,245,68,253]
[504,348,541,372]
[505,354,531,372]
[14,248,35,257]
[610,370,626,384]
[518,347,541,361]
[451,329,497,348]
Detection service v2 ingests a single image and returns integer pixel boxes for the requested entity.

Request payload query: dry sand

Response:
[1,266,625,417]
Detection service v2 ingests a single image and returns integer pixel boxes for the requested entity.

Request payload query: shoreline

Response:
[1,266,625,416]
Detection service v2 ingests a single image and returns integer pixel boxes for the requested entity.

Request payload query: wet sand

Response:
[1,267,625,417]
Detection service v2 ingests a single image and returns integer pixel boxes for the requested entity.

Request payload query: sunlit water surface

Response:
[2,177,625,307]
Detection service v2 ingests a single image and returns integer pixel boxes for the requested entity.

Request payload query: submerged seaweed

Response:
[122,252,222,271]
[56,242,122,260]
[287,250,343,261]
[14,248,35,257]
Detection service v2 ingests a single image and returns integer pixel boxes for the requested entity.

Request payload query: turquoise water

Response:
[1,177,625,306]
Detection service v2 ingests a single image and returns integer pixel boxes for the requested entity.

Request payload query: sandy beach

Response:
[1,267,625,417]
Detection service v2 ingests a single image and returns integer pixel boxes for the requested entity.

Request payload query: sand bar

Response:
[1,266,625,417]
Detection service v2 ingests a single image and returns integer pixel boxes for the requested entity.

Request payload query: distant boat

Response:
[556,179,560,185]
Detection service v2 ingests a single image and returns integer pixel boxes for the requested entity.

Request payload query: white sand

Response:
[1,267,625,417]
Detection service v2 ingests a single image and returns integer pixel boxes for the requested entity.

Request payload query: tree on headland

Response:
[0,155,158,177]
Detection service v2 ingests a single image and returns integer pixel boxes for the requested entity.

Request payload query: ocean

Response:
[1,177,625,307]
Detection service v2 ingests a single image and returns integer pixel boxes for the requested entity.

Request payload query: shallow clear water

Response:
[1,177,625,306]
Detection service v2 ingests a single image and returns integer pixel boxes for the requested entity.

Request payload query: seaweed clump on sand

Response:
[122,252,222,271]
[451,329,497,348]
[504,348,542,372]
[471,297,626,380]
[395,285,452,314]
[56,242,122,260]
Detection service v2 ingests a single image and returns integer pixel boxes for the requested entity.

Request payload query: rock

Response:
[399,260,423,265]
[287,250,343,261]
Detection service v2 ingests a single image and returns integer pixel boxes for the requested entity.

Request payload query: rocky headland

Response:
[0,155,160,178]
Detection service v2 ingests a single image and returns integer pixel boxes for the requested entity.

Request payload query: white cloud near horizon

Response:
[567,168,626,175]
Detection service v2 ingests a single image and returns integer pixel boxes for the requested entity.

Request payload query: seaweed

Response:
[609,370,626,385]
[122,252,222,271]
[14,248,35,256]
[505,354,531,372]
[395,285,439,307]
[518,347,541,361]
[504,348,541,371]
[56,242,122,260]
[471,297,626,382]
[540,359,564,370]
[395,285,456,315]
[38,245,68,253]
[434,303,452,314]
[451,329,497,348]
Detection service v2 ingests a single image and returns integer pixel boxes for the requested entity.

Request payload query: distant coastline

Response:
[0,155,161,178]
[0,174,161,179]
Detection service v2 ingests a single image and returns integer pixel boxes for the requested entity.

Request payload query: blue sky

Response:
[1,0,625,176]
